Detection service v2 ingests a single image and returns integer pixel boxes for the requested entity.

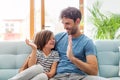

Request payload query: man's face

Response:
[62,17,78,35]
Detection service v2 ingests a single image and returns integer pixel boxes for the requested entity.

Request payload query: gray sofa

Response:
[0,40,120,80]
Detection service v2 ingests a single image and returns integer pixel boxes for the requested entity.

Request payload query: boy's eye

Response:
[51,38,55,40]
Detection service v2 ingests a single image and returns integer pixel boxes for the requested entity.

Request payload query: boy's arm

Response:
[25,39,37,67]
[46,62,58,78]
[19,39,37,72]
[28,50,37,67]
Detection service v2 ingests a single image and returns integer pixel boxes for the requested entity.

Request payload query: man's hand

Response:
[66,35,74,60]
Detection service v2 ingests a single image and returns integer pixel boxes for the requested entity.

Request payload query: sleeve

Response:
[84,40,96,56]
[53,51,60,62]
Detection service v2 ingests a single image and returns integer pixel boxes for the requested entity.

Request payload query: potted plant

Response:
[88,1,120,39]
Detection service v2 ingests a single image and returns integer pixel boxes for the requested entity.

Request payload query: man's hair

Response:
[33,30,53,50]
[60,7,82,22]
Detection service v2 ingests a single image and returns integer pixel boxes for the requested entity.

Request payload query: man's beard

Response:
[67,28,77,35]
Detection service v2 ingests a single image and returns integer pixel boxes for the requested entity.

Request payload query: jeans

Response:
[50,73,109,80]
[8,65,48,80]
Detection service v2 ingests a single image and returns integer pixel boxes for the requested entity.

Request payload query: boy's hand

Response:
[25,39,37,50]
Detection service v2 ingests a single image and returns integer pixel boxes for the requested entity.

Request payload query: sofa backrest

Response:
[95,40,120,78]
[0,41,31,80]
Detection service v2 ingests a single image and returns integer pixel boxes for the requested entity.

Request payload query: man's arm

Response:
[70,55,98,75]
[67,35,98,75]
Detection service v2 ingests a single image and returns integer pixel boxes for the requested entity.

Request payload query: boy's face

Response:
[44,34,55,49]
[61,17,78,35]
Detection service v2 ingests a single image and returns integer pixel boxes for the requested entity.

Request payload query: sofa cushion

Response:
[108,77,120,80]
[95,40,120,78]
[0,69,18,80]
[119,46,120,76]
[119,61,120,76]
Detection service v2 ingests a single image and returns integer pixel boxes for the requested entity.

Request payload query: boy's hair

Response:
[33,30,53,50]
[60,7,82,22]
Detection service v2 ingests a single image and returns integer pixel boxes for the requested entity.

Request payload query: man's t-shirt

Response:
[55,32,96,75]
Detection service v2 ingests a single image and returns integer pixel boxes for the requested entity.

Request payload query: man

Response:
[51,7,108,80]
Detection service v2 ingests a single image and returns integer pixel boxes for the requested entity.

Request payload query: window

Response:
[0,0,30,41]
[44,0,79,34]
[0,0,81,41]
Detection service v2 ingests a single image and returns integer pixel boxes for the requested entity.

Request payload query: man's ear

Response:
[75,18,80,24]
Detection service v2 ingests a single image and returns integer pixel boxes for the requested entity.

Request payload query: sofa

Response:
[0,41,31,80]
[0,40,120,80]
[95,40,120,80]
